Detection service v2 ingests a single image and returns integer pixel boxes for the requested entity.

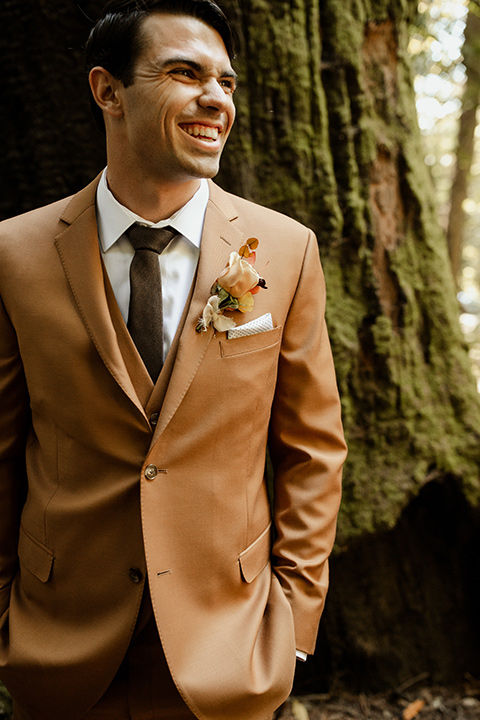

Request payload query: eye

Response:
[170,68,195,79]
[220,78,236,93]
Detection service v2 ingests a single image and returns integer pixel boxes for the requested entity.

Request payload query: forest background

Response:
[0,0,480,718]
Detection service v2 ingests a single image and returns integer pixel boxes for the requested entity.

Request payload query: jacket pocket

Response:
[18,526,54,583]
[220,326,282,358]
[238,522,272,583]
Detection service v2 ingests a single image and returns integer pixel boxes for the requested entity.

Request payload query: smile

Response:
[179,123,220,142]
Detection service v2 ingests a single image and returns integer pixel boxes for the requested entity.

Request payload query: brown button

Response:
[149,412,159,427]
[128,567,143,584]
[145,464,157,480]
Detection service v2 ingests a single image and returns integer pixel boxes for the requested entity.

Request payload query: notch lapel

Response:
[151,184,244,440]
[54,178,148,420]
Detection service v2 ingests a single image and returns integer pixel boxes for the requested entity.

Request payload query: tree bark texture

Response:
[446,5,480,285]
[0,0,479,694]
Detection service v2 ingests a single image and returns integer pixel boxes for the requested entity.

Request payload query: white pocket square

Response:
[227,313,273,339]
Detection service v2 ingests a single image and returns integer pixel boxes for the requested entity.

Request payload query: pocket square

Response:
[227,313,273,339]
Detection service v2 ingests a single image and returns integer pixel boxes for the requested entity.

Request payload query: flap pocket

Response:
[220,326,282,358]
[18,526,54,583]
[238,522,272,583]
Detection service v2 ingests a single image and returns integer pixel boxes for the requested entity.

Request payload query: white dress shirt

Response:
[95,170,308,663]
[96,168,208,359]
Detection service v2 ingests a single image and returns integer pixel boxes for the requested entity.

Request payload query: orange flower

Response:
[237,292,254,313]
[217,252,260,298]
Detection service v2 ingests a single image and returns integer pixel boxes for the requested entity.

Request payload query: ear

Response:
[89,67,124,119]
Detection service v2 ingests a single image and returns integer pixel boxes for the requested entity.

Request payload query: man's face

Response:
[115,13,236,185]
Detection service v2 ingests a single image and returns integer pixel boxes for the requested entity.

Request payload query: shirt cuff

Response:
[295,650,308,662]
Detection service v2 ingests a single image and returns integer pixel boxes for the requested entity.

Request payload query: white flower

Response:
[200,295,237,332]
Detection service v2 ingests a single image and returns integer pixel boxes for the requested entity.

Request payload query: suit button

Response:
[145,464,157,480]
[149,412,159,427]
[128,567,143,583]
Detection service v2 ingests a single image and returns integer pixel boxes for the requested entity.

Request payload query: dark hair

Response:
[85,0,235,131]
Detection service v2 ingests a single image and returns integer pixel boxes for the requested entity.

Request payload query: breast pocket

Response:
[220,326,282,358]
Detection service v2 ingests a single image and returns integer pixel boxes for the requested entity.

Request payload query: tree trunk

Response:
[0,0,479,699]
[219,0,480,690]
[446,5,480,286]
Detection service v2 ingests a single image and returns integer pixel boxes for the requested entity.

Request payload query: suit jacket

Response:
[0,177,347,720]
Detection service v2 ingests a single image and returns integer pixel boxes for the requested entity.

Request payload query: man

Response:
[0,1,347,718]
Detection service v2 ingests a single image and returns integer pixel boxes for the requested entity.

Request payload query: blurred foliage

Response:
[410,0,480,389]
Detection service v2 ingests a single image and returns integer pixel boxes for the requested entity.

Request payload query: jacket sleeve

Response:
[0,293,29,614]
[268,230,347,655]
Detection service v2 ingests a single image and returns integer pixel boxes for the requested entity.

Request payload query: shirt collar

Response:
[96,168,209,252]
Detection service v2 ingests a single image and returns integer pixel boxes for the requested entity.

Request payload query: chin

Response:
[186,164,221,181]
[186,154,223,179]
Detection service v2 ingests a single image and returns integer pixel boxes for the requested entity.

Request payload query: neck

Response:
[106,167,202,222]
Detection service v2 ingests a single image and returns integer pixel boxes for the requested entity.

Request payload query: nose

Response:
[198,78,232,112]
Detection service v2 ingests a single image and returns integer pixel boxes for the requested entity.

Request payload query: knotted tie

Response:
[127,223,176,382]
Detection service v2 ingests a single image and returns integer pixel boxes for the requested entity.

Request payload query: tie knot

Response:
[127,224,176,255]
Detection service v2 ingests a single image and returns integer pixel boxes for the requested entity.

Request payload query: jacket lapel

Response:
[54,177,148,420]
[151,182,244,440]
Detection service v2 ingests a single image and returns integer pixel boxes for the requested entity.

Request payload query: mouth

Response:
[179,123,221,142]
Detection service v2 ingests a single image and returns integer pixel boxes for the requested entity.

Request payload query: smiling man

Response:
[0,1,347,719]
[90,8,237,219]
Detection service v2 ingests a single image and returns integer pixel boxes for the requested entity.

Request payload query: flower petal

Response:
[237,292,254,313]
[213,314,237,332]
[217,253,260,298]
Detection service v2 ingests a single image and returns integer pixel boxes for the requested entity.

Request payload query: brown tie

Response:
[127,223,176,382]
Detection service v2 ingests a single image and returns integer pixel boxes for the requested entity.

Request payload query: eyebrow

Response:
[162,57,238,84]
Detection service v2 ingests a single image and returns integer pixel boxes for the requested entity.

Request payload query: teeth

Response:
[181,124,219,141]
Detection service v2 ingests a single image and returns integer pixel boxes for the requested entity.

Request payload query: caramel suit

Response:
[0,177,347,720]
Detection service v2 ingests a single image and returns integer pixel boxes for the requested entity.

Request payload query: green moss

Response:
[320,0,366,67]
[371,315,395,356]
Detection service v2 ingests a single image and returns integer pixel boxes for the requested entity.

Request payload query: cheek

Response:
[161,102,186,135]
[227,102,236,133]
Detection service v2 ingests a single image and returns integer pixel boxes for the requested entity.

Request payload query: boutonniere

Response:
[196,238,268,333]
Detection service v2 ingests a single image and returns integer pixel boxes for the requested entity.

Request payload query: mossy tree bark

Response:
[0,0,479,698]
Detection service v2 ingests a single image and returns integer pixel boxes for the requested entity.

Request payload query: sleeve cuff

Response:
[295,650,308,662]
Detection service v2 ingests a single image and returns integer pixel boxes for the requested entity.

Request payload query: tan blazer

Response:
[0,177,346,720]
